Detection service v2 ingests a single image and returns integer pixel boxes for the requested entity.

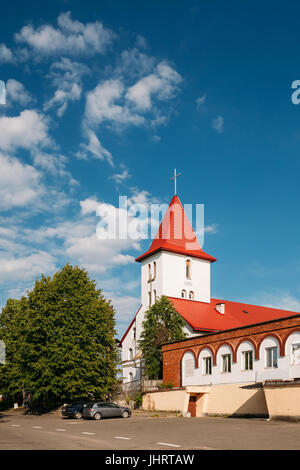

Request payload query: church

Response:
[120,178,300,419]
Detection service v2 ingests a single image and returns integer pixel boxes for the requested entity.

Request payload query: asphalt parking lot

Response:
[1,409,300,450]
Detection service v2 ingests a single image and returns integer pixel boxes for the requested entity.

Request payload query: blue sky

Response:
[1,0,300,338]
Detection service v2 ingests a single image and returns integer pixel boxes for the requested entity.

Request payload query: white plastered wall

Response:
[181,332,300,387]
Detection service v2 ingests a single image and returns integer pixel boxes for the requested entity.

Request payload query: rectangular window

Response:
[243,351,253,370]
[266,347,278,368]
[222,354,231,373]
[292,343,300,365]
[203,357,212,375]
[185,359,194,377]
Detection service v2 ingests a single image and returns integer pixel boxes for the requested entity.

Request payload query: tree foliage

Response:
[0,264,120,409]
[139,296,187,380]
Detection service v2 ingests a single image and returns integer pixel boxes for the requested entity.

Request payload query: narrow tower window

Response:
[186,259,191,279]
[189,291,194,300]
[181,289,187,299]
[153,261,156,280]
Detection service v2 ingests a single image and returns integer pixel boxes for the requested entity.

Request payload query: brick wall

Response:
[162,314,300,387]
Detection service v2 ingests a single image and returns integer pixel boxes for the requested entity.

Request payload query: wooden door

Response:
[188,395,197,417]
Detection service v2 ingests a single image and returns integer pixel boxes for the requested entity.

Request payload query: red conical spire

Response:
[135,195,217,263]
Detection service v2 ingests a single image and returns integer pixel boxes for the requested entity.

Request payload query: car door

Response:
[97,403,110,418]
[108,403,122,417]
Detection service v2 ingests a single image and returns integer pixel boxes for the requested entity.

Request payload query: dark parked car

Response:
[82,402,131,420]
[61,402,86,419]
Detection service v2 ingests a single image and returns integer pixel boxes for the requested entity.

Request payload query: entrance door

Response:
[188,395,197,417]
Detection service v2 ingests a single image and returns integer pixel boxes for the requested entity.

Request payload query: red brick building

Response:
[162,314,300,388]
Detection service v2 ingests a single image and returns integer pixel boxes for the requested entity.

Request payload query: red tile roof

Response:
[120,297,300,345]
[169,297,300,332]
[135,195,216,263]
[119,305,142,344]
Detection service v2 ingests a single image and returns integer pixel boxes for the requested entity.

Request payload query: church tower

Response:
[120,172,217,384]
[135,194,217,307]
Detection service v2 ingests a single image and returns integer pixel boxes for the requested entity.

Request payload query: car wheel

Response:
[75,411,82,419]
[122,410,129,418]
[94,412,102,420]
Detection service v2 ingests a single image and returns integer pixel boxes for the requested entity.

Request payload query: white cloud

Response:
[84,79,145,129]
[0,81,5,104]
[196,94,206,109]
[36,190,161,275]
[116,47,156,79]
[0,43,15,63]
[0,110,50,153]
[32,209,138,274]
[0,251,56,282]
[44,57,90,116]
[0,153,43,209]
[125,61,182,111]
[80,198,100,216]
[110,168,130,185]
[212,115,224,133]
[253,291,300,313]
[6,79,33,106]
[76,128,114,166]
[31,149,77,185]
[103,291,140,323]
[15,11,116,58]
[65,233,136,273]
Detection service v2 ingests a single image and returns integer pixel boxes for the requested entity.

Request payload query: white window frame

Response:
[265,346,278,368]
[203,356,212,375]
[291,343,300,365]
[243,350,253,371]
[222,354,231,373]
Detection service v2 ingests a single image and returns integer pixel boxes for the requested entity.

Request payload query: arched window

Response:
[186,259,191,279]
[129,372,133,382]
[189,291,194,300]
[148,264,151,281]
[181,289,187,299]
[129,348,133,360]
[182,351,196,386]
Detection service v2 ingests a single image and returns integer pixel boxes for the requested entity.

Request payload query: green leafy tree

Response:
[139,296,187,380]
[0,264,120,409]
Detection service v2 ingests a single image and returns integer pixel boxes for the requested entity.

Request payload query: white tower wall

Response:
[161,251,211,303]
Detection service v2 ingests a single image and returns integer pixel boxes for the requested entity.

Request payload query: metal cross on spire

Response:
[170,168,181,195]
